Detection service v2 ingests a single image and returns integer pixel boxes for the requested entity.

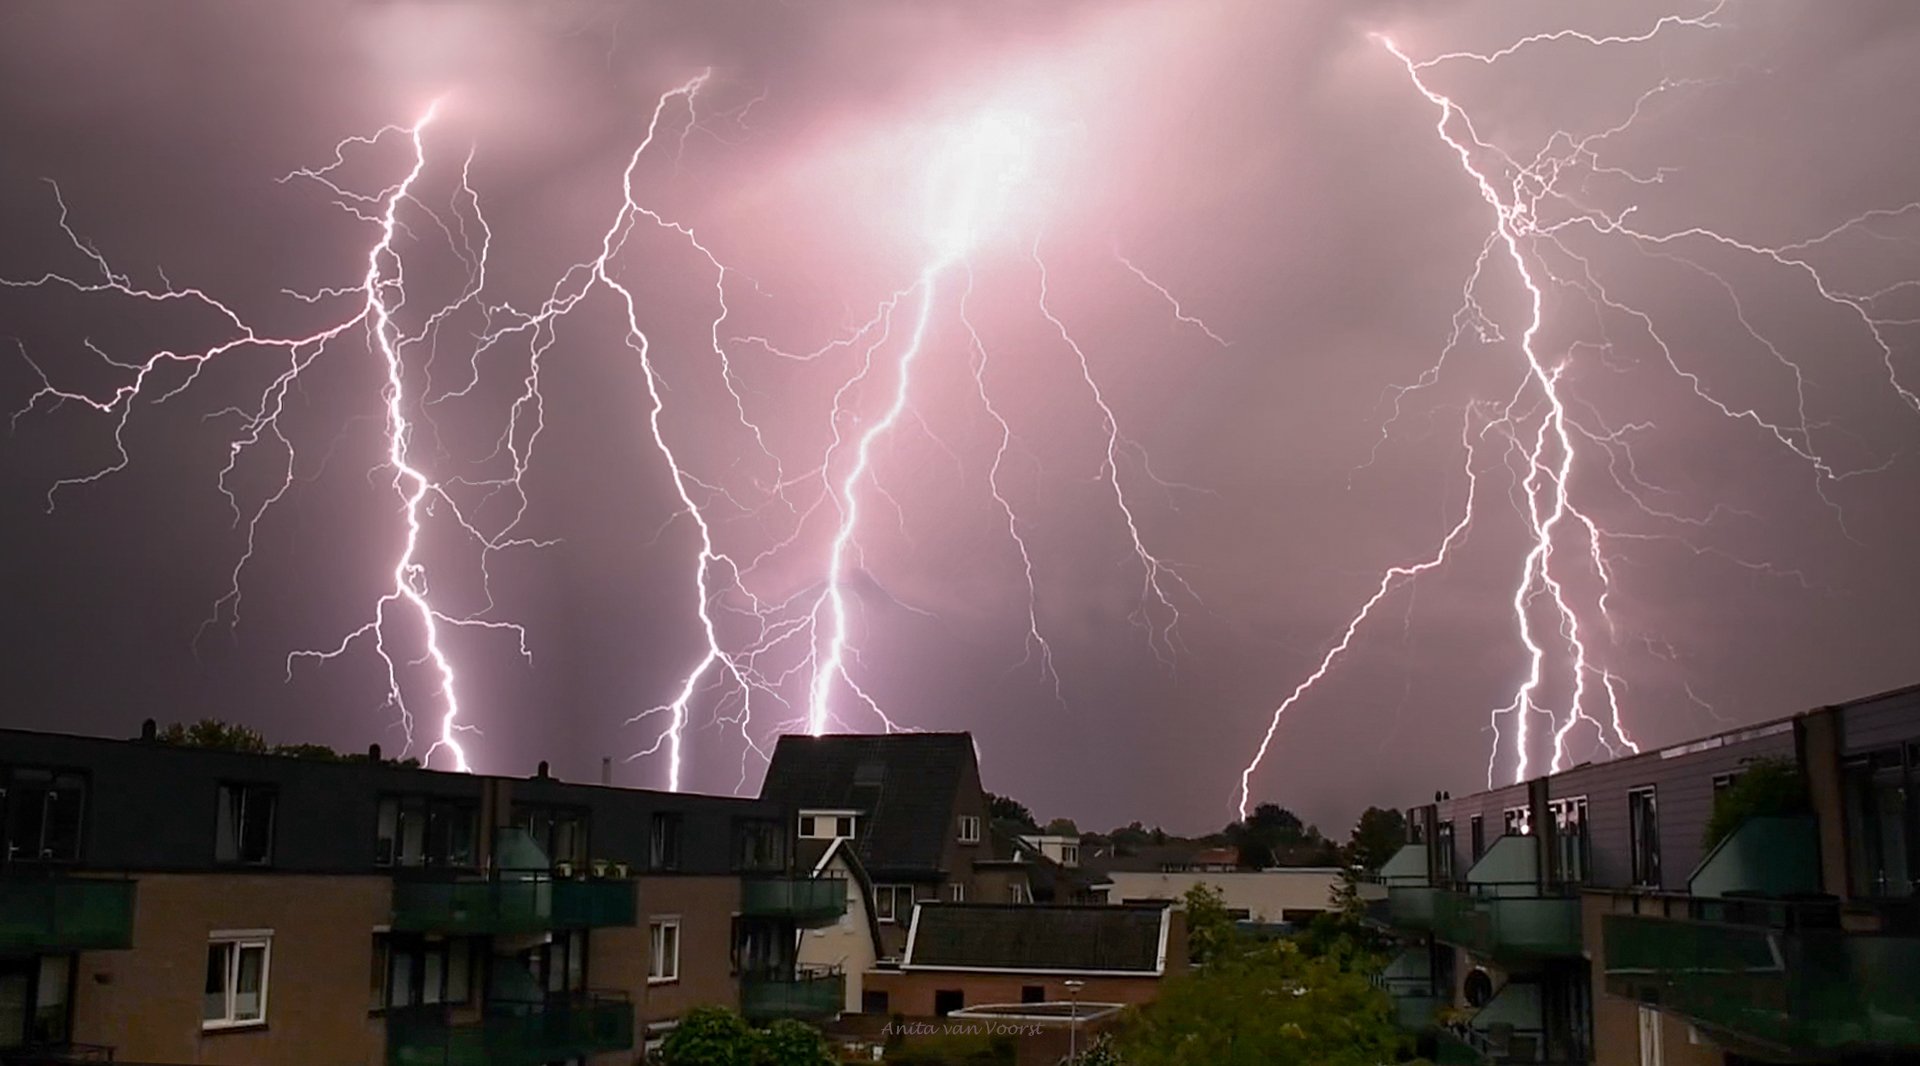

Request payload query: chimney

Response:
[536,760,550,780]
[368,743,382,763]
[140,718,157,741]
[600,757,612,786]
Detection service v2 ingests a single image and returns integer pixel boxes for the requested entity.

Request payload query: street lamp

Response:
[1063,978,1086,1064]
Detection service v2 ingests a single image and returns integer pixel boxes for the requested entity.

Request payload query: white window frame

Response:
[1061,844,1079,865]
[648,917,681,984]
[1638,1005,1663,1066]
[947,882,967,902]
[958,815,981,844]
[798,810,857,841]
[1008,883,1029,903]
[203,931,272,1030]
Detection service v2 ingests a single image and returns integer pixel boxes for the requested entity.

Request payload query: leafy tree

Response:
[1346,807,1408,873]
[157,719,268,753]
[986,792,1039,831]
[1704,758,1810,849]
[753,1018,836,1066]
[661,1006,756,1066]
[1044,817,1080,836]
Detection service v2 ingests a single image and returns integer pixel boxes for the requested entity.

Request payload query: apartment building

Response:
[1369,682,1920,1066]
[0,722,845,1065]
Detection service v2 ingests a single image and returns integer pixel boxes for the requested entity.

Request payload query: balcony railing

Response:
[741,966,845,1021]
[1604,909,1920,1055]
[740,877,848,925]
[1387,885,1439,931]
[391,875,636,934]
[1432,883,1581,962]
[0,877,136,953]
[386,991,633,1066]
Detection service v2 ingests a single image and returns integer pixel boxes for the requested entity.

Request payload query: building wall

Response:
[1584,891,1726,1066]
[70,872,391,1066]
[862,971,1164,1018]
[798,856,878,1012]
[635,875,742,1025]
[971,866,1035,905]
[1102,869,1344,922]
[1838,684,1920,754]
[949,757,993,902]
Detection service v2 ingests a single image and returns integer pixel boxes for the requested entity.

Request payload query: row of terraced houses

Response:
[1370,681,1920,1066]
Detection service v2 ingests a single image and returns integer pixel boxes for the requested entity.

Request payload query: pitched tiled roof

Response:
[760,732,975,878]
[905,903,1169,974]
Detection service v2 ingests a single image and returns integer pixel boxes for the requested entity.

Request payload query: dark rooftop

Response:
[760,732,977,878]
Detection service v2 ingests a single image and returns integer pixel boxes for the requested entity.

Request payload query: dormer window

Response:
[958,816,980,844]
[799,810,856,840]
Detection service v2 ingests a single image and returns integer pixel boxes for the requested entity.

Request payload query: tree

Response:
[1115,883,1406,1065]
[1346,807,1408,873]
[986,792,1039,831]
[1043,817,1080,836]
[753,1018,836,1066]
[1704,758,1809,849]
[157,719,268,753]
[661,1006,755,1066]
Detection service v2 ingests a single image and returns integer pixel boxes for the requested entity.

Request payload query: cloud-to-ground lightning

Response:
[1237,3,1920,805]
[7,104,543,768]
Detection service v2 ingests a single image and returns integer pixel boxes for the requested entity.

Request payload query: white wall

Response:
[796,852,877,1014]
[1104,868,1347,922]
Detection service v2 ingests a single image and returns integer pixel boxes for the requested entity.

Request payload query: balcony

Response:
[1604,909,1920,1057]
[741,877,848,926]
[391,875,635,935]
[1432,885,1581,962]
[1388,885,1440,931]
[386,992,633,1066]
[0,877,135,953]
[1374,946,1442,1032]
[741,966,845,1022]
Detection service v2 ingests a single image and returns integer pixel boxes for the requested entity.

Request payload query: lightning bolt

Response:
[1237,4,1918,808]
[8,102,542,769]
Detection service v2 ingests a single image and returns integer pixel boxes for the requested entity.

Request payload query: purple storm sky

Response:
[3,1,1917,836]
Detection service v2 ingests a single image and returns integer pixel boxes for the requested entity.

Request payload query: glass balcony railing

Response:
[740,967,845,1021]
[386,992,634,1066]
[0,877,136,953]
[1432,884,1581,961]
[740,877,848,925]
[1604,911,1920,1055]
[391,876,636,934]
[1387,885,1440,930]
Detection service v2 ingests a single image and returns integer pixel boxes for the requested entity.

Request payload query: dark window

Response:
[1434,821,1455,882]
[1280,908,1320,925]
[374,934,471,1009]
[1469,815,1485,861]
[650,813,683,871]
[1021,985,1045,1004]
[862,990,890,1015]
[1,768,86,864]
[514,805,587,869]
[215,784,276,865]
[933,989,964,1017]
[1503,806,1531,837]
[1843,749,1914,898]
[1628,787,1660,888]
[0,954,73,1046]
[376,796,477,868]
[1712,771,1742,795]
[1550,796,1589,884]
[734,818,785,872]
[874,884,916,924]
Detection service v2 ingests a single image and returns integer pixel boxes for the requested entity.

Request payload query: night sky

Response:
[3,2,1917,836]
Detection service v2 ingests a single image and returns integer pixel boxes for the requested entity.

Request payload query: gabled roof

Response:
[760,732,977,878]
[812,837,887,959]
[904,903,1171,976]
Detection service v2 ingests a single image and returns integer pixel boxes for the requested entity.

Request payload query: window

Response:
[862,990,890,1014]
[1503,805,1531,837]
[1549,796,1590,884]
[933,989,964,1017]
[1628,787,1661,888]
[1711,771,1742,796]
[1008,883,1029,903]
[1434,821,1455,882]
[203,934,270,1029]
[734,818,786,872]
[1469,815,1485,861]
[374,934,472,1010]
[873,884,916,924]
[947,882,967,902]
[1843,749,1914,897]
[514,805,587,868]
[375,796,477,868]
[215,784,276,865]
[650,813,683,872]
[1280,908,1321,925]
[1061,843,1079,865]
[648,919,681,983]
[958,816,981,844]
[1638,1005,1663,1066]
[1021,985,1045,1004]
[1,767,87,863]
[799,811,856,840]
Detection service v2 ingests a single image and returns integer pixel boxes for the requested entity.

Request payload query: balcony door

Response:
[1844,747,1915,898]
[0,955,71,1050]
